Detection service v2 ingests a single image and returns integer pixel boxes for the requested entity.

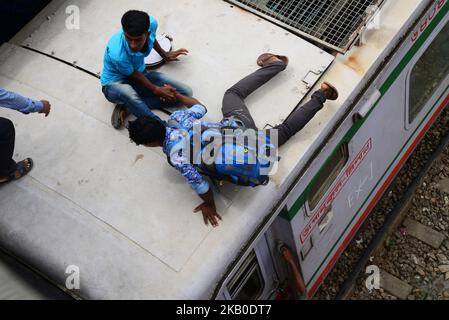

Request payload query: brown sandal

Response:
[257,53,289,67]
[323,82,339,101]
[111,104,129,130]
[0,158,34,186]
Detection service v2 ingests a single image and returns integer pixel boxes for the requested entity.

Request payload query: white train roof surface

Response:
[0,0,423,299]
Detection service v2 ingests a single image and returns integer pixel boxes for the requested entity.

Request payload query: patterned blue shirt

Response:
[0,88,43,114]
[163,105,234,195]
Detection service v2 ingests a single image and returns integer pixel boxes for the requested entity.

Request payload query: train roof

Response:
[0,0,424,299]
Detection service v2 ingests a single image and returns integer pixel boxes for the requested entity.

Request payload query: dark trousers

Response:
[222,61,327,146]
[0,117,17,177]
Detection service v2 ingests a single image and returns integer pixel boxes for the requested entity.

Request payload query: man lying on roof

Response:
[128,54,339,227]
[101,10,192,129]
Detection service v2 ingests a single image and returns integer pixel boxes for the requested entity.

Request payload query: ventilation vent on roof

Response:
[227,0,385,53]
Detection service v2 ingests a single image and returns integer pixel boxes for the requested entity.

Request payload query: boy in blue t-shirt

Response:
[101,10,193,129]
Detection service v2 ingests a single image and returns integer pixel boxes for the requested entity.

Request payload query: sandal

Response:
[0,158,34,186]
[257,53,289,67]
[111,104,129,130]
[322,82,339,101]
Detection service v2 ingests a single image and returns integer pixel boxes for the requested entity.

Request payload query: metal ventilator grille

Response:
[226,0,384,52]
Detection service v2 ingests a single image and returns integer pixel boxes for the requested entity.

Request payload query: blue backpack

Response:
[166,120,274,187]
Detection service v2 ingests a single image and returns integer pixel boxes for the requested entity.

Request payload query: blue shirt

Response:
[163,105,232,195]
[101,16,158,86]
[0,88,43,114]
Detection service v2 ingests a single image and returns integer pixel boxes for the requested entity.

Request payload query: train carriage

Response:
[0,0,448,299]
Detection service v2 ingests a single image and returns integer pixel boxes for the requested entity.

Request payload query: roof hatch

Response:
[226,0,385,53]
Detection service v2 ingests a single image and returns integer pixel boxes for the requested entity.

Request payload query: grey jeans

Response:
[221,61,327,147]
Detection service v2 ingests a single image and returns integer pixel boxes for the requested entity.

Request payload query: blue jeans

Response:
[102,71,193,121]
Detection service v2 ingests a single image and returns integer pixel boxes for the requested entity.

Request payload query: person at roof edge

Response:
[0,87,51,186]
[127,54,339,228]
[101,10,193,129]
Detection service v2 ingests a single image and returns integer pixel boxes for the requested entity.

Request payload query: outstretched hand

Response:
[194,202,222,228]
[165,48,189,62]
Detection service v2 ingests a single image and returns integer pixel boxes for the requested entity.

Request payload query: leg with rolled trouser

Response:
[222,61,287,130]
[275,91,326,147]
[0,117,17,178]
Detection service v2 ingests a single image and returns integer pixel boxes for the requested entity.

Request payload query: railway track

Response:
[315,105,449,300]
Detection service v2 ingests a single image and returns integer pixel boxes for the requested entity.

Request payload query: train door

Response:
[289,142,366,287]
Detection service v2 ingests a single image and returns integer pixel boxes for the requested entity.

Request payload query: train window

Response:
[409,21,449,123]
[308,144,349,211]
[227,251,265,300]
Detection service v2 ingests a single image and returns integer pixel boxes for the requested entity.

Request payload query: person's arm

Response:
[175,93,209,119]
[171,159,221,227]
[153,39,189,62]
[280,245,307,297]
[0,88,51,116]
[129,71,177,101]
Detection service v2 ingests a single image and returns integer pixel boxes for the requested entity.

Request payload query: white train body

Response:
[0,0,448,299]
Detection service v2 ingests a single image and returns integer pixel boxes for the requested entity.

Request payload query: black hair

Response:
[121,10,150,37]
[128,117,166,146]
